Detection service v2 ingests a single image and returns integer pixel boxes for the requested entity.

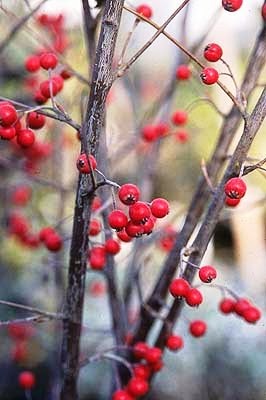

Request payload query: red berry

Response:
[150,359,164,372]
[219,298,236,314]
[129,201,151,224]
[89,246,106,269]
[171,110,188,126]
[112,390,133,400]
[40,52,58,70]
[17,129,35,148]
[89,280,106,296]
[222,0,243,12]
[133,342,149,360]
[142,124,158,142]
[242,307,261,323]
[142,217,155,234]
[185,288,203,307]
[27,112,46,130]
[34,90,48,105]
[11,185,32,206]
[25,55,40,72]
[169,278,190,298]
[166,334,184,351]
[88,219,101,236]
[92,197,102,211]
[105,238,121,254]
[150,198,169,218]
[44,233,62,252]
[108,210,128,230]
[60,69,72,80]
[136,4,152,18]
[40,79,59,98]
[189,320,207,337]
[0,126,16,140]
[155,122,169,137]
[144,347,162,364]
[176,64,191,80]
[39,226,56,242]
[133,364,151,380]
[76,154,97,174]
[224,177,246,199]
[262,3,266,20]
[0,103,17,126]
[204,43,223,62]
[174,129,189,143]
[198,265,217,283]
[52,75,64,92]
[225,197,240,207]
[125,220,144,238]
[127,377,149,397]
[18,371,36,390]
[234,298,251,316]
[117,229,132,242]
[200,67,219,85]
[118,183,140,205]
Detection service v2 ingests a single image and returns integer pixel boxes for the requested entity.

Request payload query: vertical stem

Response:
[60,1,125,399]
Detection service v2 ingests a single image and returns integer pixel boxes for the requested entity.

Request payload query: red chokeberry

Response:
[189,320,207,337]
[17,129,35,148]
[199,265,217,283]
[224,177,246,199]
[200,67,219,85]
[150,198,169,218]
[219,298,235,314]
[166,334,184,351]
[169,278,190,298]
[222,0,243,12]
[129,201,151,224]
[18,371,36,390]
[176,64,191,80]
[118,183,140,205]
[27,112,46,130]
[108,210,128,230]
[185,288,203,307]
[76,154,97,174]
[40,52,58,70]
[204,43,223,62]
[25,55,40,73]
[171,110,188,126]
[136,4,152,18]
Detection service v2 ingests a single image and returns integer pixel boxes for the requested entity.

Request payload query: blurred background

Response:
[0,0,265,399]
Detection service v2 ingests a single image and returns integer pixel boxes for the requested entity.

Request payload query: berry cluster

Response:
[108,184,169,239]
[24,13,71,105]
[112,342,163,399]
[219,297,261,323]
[141,109,189,144]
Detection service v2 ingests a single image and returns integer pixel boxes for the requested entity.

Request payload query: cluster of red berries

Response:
[0,100,48,148]
[8,322,35,364]
[18,371,36,390]
[219,297,261,323]
[37,13,69,54]
[88,238,121,270]
[141,109,189,144]
[169,278,204,307]
[112,342,163,399]
[39,226,62,252]
[108,184,169,241]
[24,13,71,104]
[224,177,247,207]
[0,101,19,141]
[200,42,223,85]
[136,4,153,19]
[7,213,62,252]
